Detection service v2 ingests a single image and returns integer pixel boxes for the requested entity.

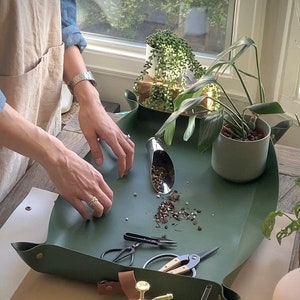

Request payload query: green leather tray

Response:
[13,103,279,300]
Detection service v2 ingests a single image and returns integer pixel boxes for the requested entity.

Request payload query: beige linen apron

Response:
[0,0,64,201]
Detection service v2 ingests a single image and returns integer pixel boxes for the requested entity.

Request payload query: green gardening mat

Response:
[13,103,279,300]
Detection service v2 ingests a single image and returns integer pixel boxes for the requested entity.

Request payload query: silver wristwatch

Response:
[67,71,97,95]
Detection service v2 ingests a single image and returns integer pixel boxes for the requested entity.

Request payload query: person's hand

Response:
[76,87,135,178]
[0,102,112,219]
[44,146,113,219]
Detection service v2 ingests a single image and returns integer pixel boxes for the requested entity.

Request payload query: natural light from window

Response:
[76,0,300,143]
[77,0,234,57]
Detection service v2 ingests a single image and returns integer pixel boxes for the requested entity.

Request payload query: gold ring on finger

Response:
[88,196,99,208]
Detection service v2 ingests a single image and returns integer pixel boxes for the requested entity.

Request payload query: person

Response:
[0,0,135,219]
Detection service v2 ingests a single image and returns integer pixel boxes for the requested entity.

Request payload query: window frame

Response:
[82,0,294,111]
[268,0,300,120]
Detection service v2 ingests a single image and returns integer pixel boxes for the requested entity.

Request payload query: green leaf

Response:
[295,178,300,188]
[262,206,300,245]
[183,114,197,141]
[197,110,224,152]
[247,102,285,114]
[206,37,256,75]
[155,96,211,138]
[294,203,300,219]
[276,219,300,245]
[173,76,216,110]
[261,211,285,239]
[271,120,293,144]
[162,120,176,146]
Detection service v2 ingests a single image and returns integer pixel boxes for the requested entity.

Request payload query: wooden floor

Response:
[276,146,300,213]
[61,101,80,127]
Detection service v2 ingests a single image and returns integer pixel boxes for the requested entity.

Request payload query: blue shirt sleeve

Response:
[0,90,6,112]
[61,0,87,52]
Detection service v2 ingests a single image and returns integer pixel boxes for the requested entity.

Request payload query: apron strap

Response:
[97,270,139,300]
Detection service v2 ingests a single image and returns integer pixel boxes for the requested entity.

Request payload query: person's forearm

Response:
[0,102,114,219]
[0,103,67,169]
[63,45,87,83]
[63,45,100,103]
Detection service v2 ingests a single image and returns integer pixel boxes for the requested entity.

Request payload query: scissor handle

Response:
[124,232,177,247]
[100,246,136,266]
[143,253,177,269]
[158,257,182,272]
[159,254,198,275]
[167,265,191,275]
[143,253,196,277]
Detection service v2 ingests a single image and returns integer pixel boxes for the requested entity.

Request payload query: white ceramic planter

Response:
[211,118,271,182]
[184,7,208,36]
[145,44,158,79]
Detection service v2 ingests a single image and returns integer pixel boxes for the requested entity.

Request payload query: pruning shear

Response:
[100,232,177,266]
[142,246,219,277]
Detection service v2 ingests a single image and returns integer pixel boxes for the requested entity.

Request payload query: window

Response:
[77,0,300,123]
[77,0,234,57]
[268,0,300,120]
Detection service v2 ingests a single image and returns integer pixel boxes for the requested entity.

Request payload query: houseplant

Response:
[262,178,300,245]
[262,116,300,298]
[155,36,292,181]
[134,29,210,113]
[262,116,300,244]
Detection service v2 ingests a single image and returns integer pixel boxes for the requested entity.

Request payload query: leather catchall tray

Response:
[13,104,279,300]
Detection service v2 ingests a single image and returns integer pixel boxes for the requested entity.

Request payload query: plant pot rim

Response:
[220,117,271,143]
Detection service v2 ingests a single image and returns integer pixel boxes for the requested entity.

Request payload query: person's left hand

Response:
[77,90,135,178]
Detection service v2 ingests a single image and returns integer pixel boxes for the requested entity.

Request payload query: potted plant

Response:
[262,178,300,245]
[262,114,300,244]
[261,173,300,298]
[134,29,208,113]
[155,36,293,182]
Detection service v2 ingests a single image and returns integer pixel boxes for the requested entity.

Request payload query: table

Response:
[0,109,300,294]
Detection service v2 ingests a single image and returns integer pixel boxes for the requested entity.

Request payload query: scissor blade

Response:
[124,232,177,247]
[198,246,219,260]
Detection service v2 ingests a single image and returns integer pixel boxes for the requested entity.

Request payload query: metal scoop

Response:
[146,137,175,194]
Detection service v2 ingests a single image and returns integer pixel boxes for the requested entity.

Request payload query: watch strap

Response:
[68,71,96,95]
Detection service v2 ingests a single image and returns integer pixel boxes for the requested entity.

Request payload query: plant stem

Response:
[216,83,243,119]
[253,44,265,103]
[233,64,253,105]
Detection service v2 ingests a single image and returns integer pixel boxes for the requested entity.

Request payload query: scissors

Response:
[100,232,177,266]
[123,232,177,247]
[142,246,219,277]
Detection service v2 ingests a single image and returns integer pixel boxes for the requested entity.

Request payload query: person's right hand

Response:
[0,102,112,219]
[44,145,113,219]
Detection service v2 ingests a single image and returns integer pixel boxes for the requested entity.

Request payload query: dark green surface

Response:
[13,104,279,300]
